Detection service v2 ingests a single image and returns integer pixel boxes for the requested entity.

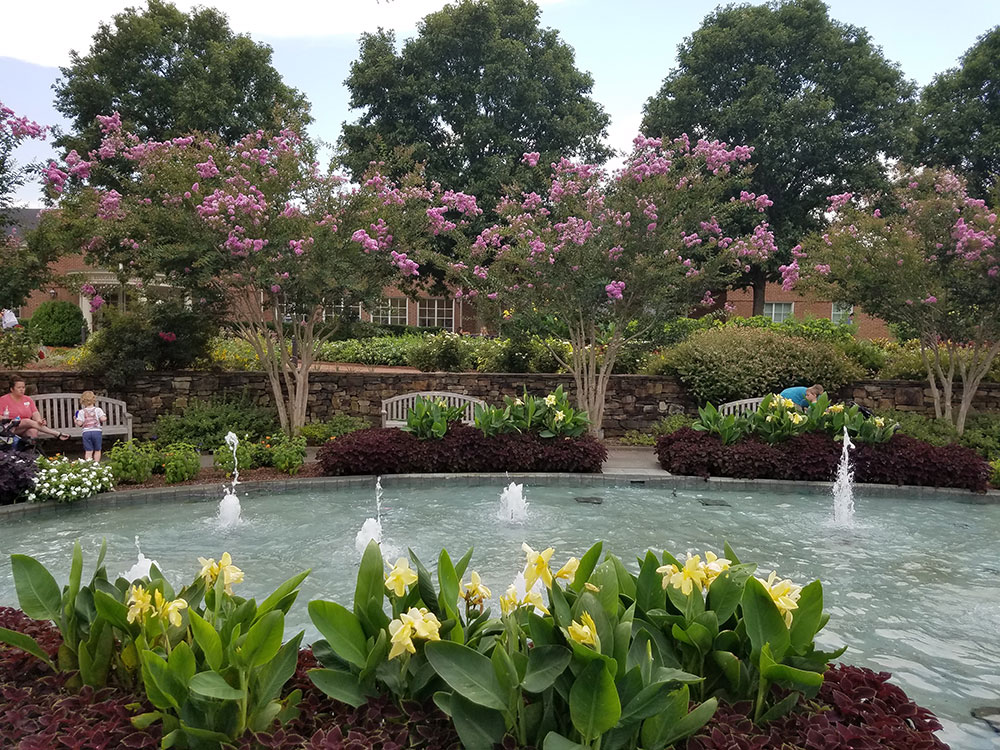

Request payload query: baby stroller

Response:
[0,417,37,455]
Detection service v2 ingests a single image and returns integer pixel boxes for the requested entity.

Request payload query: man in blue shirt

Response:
[779,384,824,408]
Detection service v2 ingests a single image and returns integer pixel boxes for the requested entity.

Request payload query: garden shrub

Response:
[154,396,279,450]
[0,324,41,368]
[317,334,426,367]
[213,440,253,474]
[406,332,475,371]
[656,427,989,491]
[879,339,1000,382]
[663,327,862,404]
[272,434,307,475]
[299,415,370,445]
[28,300,85,346]
[317,424,607,475]
[883,410,1000,458]
[990,458,1000,488]
[161,442,200,484]
[28,457,115,502]
[107,439,157,484]
[619,413,692,445]
[0,453,36,505]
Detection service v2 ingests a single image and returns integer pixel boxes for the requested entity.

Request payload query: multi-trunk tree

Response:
[788,169,1000,434]
[447,136,778,435]
[45,114,472,434]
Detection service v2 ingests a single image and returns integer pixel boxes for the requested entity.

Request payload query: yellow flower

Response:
[567,612,599,648]
[790,413,806,425]
[756,571,802,627]
[197,556,220,586]
[783,398,797,409]
[874,417,886,428]
[657,554,708,596]
[584,582,601,593]
[154,589,189,628]
[500,584,519,615]
[522,543,555,590]
[554,410,565,423]
[522,589,550,615]
[765,415,774,423]
[826,403,845,414]
[544,394,557,407]
[513,397,523,406]
[218,553,244,594]
[702,551,732,586]
[461,571,492,606]
[387,607,441,660]
[554,557,579,581]
[385,558,419,597]
[502,309,513,320]
[388,617,416,660]
[408,607,442,641]
[127,584,153,625]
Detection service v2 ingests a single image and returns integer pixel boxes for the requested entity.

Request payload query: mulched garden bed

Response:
[0,608,949,750]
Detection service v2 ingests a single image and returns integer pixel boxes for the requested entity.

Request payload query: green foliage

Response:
[28,457,116,503]
[665,327,862,405]
[990,458,1000,487]
[0,324,40,368]
[407,332,475,372]
[884,409,1000,459]
[298,416,370,445]
[474,334,570,374]
[642,0,916,285]
[317,334,426,367]
[693,402,748,445]
[403,396,467,440]
[52,0,311,181]
[877,339,1000,383]
[339,0,610,218]
[474,387,590,438]
[916,27,1000,199]
[107,439,157,484]
[29,300,86,347]
[213,440,253,475]
[619,414,693,445]
[154,397,279,452]
[272,435,306,475]
[161,442,200,484]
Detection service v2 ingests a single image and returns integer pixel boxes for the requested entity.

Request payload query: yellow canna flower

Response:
[127,584,154,625]
[408,608,442,641]
[554,410,565,423]
[522,589,550,616]
[554,557,579,581]
[756,571,802,627]
[783,398,797,409]
[826,403,844,414]
[154,589,189,628]
[197,556,220,586]
[657,554,708,596]
[388,617,416,660]
[567,612,598,648]
[461,571,492,606]
[217,553,244,594]
[544,394,557,407]
[584,582,601,593]
[522,542,555,590]
[702,551,732,586]
[874,417,886,428]
[500,584,519,615]
[790,413,806,425]
[385,558,419,597]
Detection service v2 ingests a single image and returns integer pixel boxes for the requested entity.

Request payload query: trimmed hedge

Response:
[656,428,990,491]
[317,424,608,475]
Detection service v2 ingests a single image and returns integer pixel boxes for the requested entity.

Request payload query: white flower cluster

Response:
[28,457,115,503]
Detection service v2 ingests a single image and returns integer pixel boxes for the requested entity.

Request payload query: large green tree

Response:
[339,0,610,217]
[642,0,916,313]
[916,26,1000,201]
[53,0,311,169]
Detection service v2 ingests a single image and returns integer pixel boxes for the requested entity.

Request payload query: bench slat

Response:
[31,393,133,441]
[381,391,486,428]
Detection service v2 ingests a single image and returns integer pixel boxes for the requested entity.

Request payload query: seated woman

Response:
[0,378,70,441]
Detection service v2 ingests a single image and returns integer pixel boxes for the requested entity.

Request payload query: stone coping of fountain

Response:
[1,471,997,520]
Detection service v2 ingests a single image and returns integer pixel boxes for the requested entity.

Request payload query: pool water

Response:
[1,482,998,748]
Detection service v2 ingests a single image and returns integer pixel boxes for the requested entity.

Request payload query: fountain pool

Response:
[1,481,998,747]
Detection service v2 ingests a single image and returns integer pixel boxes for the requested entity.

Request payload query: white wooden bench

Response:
[717,397,765,417]
[32,393,133,441]
[381,391,486,428]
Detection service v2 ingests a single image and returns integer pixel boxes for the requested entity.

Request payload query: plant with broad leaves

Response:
[402,396,468,439]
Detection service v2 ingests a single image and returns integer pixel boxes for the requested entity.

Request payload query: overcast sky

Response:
[3,0,999,205]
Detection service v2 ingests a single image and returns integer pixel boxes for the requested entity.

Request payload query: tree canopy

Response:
[916,26,1000,201]
[642,0,916,311]
[339,0,610,217]
[53,0,311,171]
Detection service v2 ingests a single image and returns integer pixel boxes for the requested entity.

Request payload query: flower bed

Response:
[317,424,607,475]
[656,427,990,491]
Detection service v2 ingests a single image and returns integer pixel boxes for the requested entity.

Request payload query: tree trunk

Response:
[919,342,943,420]
[955,341,1000,435]
[750,272,767,317]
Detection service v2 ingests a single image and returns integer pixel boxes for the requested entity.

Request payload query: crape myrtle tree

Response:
[447,136,778,435]
[44,114,473,434]
[53,0,311,189]
[916,26,1000,201]
[642,0,916,314]
[787,169,1000,435]
[339,0,610,220]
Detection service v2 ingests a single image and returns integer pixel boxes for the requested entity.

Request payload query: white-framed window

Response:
[417,298,454,330]
[326,299,363,322]
[369,297,408,326]
[831,302,854,325]
[763,301,794,323]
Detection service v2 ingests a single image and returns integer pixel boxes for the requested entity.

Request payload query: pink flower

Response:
[271,284,281,294]
[158,331,177,342]
[922,295,937,304]
[90,295,105,312]
[521,152,540,167]
[827,192,853,211]
[605,280,625,301]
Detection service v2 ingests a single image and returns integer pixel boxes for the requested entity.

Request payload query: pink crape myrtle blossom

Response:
[605,280,625,300]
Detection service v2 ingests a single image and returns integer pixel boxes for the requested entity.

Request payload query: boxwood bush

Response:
[656,427,989,491]
[650,327,862,405]
[317,424,607,475]
[154,397,279,450]
[29,300,86,347]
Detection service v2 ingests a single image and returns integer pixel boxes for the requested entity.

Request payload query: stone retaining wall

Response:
[8,370,1000,438]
